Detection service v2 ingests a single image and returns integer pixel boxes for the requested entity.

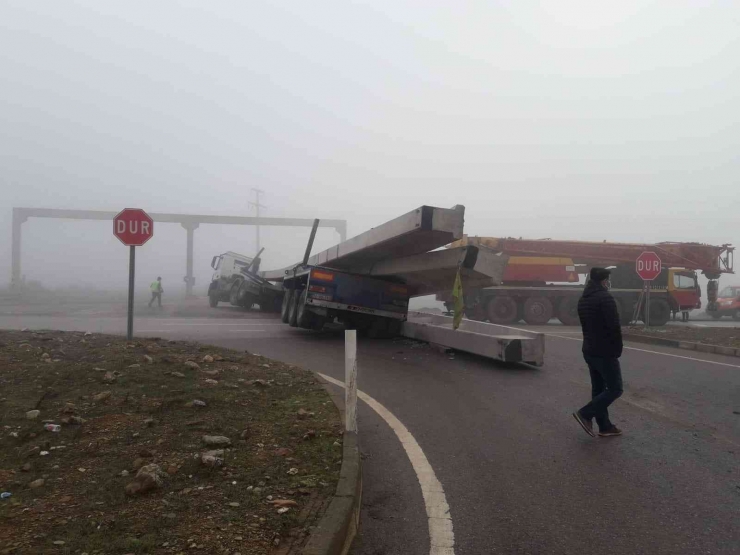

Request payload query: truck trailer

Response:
[262,206,509,335]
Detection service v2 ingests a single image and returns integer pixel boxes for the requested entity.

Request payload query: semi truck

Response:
[261,206,509,335]
[207,250,283,312]
[437,236,734,326]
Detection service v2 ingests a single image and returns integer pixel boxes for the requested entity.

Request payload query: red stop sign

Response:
[113,208,154,246]
[636,251,662,281]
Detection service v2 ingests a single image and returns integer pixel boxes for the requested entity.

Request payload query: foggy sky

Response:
[2,1,739,295]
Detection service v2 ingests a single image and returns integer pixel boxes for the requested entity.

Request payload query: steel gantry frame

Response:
[10,207,347,296]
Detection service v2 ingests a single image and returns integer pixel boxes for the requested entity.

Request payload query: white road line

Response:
[318,373,455,555]
[546,334,740,369]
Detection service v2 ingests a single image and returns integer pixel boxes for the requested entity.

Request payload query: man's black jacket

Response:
[577,280,623,358]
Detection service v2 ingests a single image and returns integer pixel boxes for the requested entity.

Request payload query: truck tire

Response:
[619,300,636,325]
[710,312,723,320]
[387,319,402,337]
[523,297,554,325]
[556,297,580,326]
[240,294,255,309]
[367,318,388,338]
[486,296,518,325]
[281,289,294,323]
[296,290,314,329]
[229,282,241,306]
[648,298,671,326]
[238,283,255,309]
[209,293,219,308]
[288,290,301,327]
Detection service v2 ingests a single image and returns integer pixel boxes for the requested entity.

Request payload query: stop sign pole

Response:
[636,251,662,328]
[113,209,154,340]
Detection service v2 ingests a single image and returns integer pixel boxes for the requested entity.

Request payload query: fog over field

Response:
[2,1,738,298]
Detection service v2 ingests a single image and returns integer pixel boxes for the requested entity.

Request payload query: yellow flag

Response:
[452,267,464,330]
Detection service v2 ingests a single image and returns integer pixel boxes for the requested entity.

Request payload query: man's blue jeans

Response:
[579,355,623,431]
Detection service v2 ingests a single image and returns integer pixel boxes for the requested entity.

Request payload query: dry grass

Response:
[0,330,342,555]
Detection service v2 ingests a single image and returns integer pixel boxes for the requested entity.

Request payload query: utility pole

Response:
[249,188,266,252]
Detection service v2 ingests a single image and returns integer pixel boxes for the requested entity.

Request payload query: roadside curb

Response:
[622,332,740,358]
[302,376,362,555]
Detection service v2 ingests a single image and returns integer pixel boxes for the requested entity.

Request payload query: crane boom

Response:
[455,237,734,278]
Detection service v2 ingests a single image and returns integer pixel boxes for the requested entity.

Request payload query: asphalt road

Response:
[1,304,739,554]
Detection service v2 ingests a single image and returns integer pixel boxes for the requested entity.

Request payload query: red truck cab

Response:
[711,285,740,320]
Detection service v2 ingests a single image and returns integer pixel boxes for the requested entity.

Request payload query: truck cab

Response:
[711,285,740,320]
[208,252,255,307]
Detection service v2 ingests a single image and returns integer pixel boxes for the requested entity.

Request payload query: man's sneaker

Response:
[598,426,623,437]
[572,411,595,437]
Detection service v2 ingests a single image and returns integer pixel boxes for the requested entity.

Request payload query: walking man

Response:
[573,267,624,437]
[148,277,164,308]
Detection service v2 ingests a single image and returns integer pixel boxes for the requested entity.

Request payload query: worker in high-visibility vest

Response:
[148,277,164,308]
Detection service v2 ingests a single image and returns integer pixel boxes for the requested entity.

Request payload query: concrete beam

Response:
[402,311,545,366]
[261,205,465,281]
[363,245,509,296]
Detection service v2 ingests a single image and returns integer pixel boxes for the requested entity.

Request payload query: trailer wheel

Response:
[281,289,294,323]
[387,320,402,337]
[647,298,671,326]
[296,290,314,329]
[556,297,580,326]
[209,293,219,308]
[465,302,486,321]
[486,296,518,325]
[523,297,554,325]
[619,300,636,325]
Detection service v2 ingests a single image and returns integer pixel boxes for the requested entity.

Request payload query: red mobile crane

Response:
[438,237,734,326]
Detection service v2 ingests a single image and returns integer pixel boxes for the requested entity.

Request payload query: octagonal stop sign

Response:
[113,208,154,246]
[636,251,662,281]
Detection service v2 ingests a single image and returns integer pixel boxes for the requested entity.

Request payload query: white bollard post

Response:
[345,330,358,433]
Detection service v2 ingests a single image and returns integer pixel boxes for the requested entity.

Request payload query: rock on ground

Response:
[203,435,231,447]
[124,464,167,496]
[201,449,224,467]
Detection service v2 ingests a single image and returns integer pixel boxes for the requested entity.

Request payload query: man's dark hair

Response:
[589,267,611,282]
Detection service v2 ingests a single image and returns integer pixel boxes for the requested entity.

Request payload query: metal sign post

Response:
[636,251,661,328]
[127,246,135,340]
[114,208,154,341]
[645,281,651,329]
